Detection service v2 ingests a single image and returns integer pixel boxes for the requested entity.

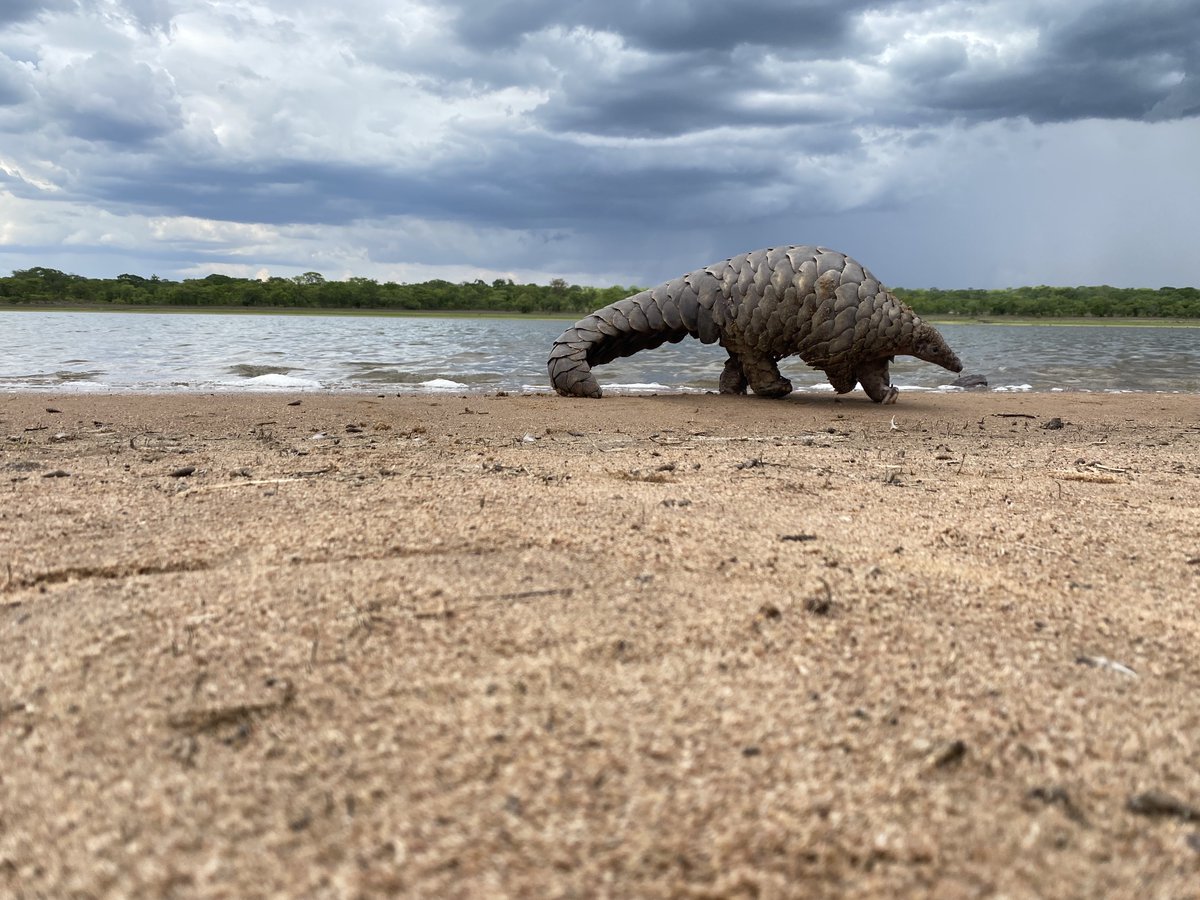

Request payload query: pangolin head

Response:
[907,320,963,373]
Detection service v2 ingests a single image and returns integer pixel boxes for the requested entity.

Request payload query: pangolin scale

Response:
[548,245,963,403]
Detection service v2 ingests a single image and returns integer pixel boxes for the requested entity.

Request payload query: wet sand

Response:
[2,390,1199,897]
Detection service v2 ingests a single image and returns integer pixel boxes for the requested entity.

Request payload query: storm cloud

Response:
[0,0,1197,288]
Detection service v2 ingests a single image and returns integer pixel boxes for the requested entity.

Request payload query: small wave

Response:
[603,382,684,394]
[239,373,323,390]
[792,383,836,393]
[40,379,113,393]
[228,364,294,378]
[384,378,469,391]
[353,368,503,386]
[52,370,103,384]
[350,368,432,384]
[0,370,105,387]
[992,383,1033,393]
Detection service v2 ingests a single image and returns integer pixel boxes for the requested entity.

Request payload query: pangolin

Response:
[547,245,963,404]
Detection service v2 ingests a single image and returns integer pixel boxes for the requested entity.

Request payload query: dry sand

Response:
[2,389,1199,898]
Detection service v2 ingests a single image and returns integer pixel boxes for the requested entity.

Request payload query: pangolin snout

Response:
[912,324,963,373]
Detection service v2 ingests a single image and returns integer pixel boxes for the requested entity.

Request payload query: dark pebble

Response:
[805,596,832,615]
[931,739,968,769]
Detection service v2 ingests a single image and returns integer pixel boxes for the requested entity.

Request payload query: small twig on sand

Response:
[1017,541,1066,556]
[1050,472,1124,484]
[414,586,574,620]
[1076,655,1137,677]
[1126,791,1200,822]
[183,477,306,494]
[489,587,575,602]
[182,467,335,495]
[167,680,296,735]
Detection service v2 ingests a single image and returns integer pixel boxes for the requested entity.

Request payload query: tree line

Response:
[2,266,1197,318]
[892,285,1200,319]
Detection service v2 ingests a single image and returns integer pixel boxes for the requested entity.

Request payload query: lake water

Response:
[1,310,1197,395]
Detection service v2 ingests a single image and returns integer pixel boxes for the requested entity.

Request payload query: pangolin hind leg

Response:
[719,352,749,394]
[824,365,858,396]
[856,357,899,404]
[739,352,793,398]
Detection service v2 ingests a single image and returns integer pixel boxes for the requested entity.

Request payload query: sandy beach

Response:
[2,389,1199,897]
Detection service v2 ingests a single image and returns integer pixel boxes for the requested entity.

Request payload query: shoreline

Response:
[3,391,1199,896]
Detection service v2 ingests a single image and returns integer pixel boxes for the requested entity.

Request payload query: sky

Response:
[1,0,1197,290]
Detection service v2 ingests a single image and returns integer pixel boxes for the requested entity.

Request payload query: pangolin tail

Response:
[548,273,723,398]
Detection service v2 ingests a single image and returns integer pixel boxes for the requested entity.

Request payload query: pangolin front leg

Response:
[855,357,899,404]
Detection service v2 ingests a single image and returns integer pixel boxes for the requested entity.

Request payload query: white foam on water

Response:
[417,378,468,390]
[992,383,1033,393]
[239,373,323,390]
[43,380,112,393]
[603,382,682,394]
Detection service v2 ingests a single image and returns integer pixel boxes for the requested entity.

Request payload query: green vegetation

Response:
[2,266,1197,319]
[892,285,1200,319]
[0,267,631,315]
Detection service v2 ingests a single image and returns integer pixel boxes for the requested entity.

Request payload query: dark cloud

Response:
[1150,75,1200,119]
[900,57,1177,124]
[537,67,760,138]
[1048,0,1200,120]
[894,2,1200,125]
[442,0,1200,141]
[117,0,178,32]
[0,54,32,106]
[46,53,182,144]
[441,0,879,137]
[70,0,178,32]
[1052,0,1199,63]
[450,0,876,53]
[0,0,71,25]
[81,132,791,230]
[535,50,852,137]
